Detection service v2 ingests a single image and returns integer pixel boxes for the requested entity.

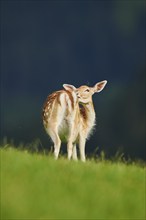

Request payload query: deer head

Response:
[63,80,107,104]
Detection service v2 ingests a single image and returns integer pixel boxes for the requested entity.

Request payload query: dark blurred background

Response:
[1,0,146,160]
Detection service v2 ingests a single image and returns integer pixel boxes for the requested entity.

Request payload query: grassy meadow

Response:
[0,147,145,220]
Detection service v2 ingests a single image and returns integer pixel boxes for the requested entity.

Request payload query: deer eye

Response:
[85,89,90,92]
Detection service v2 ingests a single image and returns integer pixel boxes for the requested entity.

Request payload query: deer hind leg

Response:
[72,144,78,161]
[67,123,77,160]
[67,140,74,160]
[48,128,61,160]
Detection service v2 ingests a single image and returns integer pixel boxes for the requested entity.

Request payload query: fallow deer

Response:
[42,80,107,161]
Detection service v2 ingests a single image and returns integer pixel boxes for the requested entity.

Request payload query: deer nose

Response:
[76,93,80,98]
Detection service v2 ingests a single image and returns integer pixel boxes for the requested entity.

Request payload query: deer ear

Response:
[63,84,76,92]
[94,80,107,93]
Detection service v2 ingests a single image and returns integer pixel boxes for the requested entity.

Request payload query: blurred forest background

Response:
[1,1,145,160]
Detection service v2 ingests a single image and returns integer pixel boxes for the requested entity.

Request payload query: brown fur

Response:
[42,81,107,161]
[79,105,87,121]
[42,89,75,128]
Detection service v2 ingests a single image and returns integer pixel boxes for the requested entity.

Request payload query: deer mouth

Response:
[78,100,90,105]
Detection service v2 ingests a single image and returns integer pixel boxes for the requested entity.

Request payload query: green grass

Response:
[0,147,145,220]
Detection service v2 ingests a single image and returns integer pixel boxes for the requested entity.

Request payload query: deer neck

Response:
[80,101,96,129]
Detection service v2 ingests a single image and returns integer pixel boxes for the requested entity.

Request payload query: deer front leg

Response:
[79,136,86,162]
